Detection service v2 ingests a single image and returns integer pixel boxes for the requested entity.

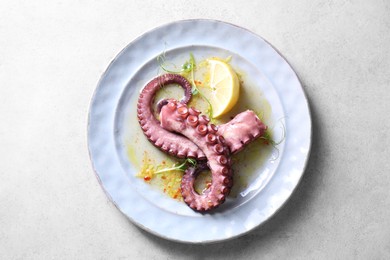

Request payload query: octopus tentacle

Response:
[160,100,233,211]
[137,74,206,160]
[138,75,266,158]
[217,110,268,154]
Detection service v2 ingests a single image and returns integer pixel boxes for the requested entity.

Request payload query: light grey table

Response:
[1,1,389,259]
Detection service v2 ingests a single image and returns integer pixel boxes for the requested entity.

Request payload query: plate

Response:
[87,19,311,243]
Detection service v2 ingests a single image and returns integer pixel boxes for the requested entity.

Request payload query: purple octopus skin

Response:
[137,74,206,160]
[217,110,267,154]
[137,74,267,159]
[160,100,233,211]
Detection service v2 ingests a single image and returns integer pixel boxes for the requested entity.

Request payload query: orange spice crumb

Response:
[194,80,203,86]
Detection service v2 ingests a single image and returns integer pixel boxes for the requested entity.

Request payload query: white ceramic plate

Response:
[88,19,311,243]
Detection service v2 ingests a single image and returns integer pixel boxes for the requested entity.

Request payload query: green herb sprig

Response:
[154,158,197,174]
[186,53,214,119]
[259,119,286,160]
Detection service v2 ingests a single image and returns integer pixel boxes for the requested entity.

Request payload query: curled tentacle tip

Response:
[156,99,169,113]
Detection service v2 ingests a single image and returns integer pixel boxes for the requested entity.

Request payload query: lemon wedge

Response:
[207,58,240,118]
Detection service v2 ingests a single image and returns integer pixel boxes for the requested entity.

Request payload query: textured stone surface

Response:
[1,0,389,259]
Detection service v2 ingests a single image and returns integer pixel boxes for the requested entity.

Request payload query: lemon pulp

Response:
[207,58,240,118]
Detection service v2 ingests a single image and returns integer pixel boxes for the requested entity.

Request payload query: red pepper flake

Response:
[173,188,181,199]
[194,80,202,86]
[144,175,151,182]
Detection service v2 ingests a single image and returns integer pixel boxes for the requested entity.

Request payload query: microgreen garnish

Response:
[259,119,286,160]
[255,110,264,121]
[157,51,180,73]
[191,88,199,95]
[224,55,232,63]
[262,119,286,146]
[154,158,197,174]
[157,51,197,74]
[186,53,214,120]
[182,53,195,73]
